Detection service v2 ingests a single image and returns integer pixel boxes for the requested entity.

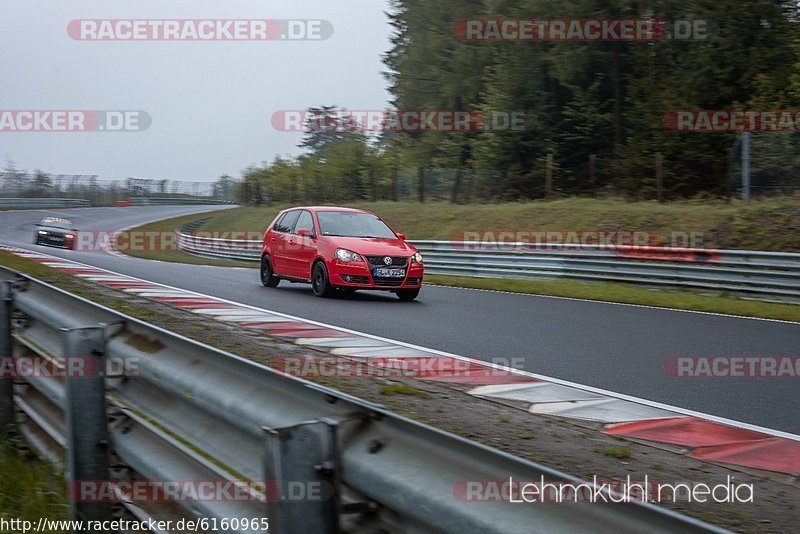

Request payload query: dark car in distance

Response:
[34,217,77,249]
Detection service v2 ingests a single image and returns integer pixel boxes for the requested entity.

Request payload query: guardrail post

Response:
[264,419,341,534]
[63,326,112,524]
[0,281,13,436]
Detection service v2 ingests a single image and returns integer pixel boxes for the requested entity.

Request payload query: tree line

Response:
[231,1,800,204]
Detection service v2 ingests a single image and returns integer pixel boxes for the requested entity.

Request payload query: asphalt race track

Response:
[1,206,798,433]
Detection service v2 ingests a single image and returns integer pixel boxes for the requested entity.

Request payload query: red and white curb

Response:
[2,243,799,478]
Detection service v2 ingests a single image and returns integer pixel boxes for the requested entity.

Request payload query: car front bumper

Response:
[329,259,423,289]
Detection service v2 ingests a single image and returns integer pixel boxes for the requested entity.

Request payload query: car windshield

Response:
[316,211,396,239]
[40,219,71,230]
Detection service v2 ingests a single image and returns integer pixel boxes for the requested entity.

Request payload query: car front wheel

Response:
[260,255,280,287]
[396,288,420,301]
[312,262,336,297]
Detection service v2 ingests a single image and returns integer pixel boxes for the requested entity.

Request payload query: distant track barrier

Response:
[0,198,90,209]
[120,197,234,206]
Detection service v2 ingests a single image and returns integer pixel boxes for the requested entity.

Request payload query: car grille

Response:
[43,235,65,244]
[365,255,408,267]
[372,277,405,287]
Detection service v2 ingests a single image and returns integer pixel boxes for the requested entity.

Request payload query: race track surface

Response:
[1,206,797,433]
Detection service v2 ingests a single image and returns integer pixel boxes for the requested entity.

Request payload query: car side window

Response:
[293,210,315,237]
[274,210,300,233]
[272,213,288,232]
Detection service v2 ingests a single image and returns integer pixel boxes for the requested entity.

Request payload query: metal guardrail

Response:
[174,230,800,303]
[177,230,263,262]
[0,266,723,533]
[129,197,233,206]
[0,198,91,209]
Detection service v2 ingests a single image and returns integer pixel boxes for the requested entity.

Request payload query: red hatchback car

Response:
[260,207,424,300]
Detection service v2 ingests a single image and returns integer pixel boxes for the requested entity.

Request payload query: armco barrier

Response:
[0,266,725,533]
[0,198,90,209]
[114,198,233,207]
[174,230,800,303]
[129,197,233,206]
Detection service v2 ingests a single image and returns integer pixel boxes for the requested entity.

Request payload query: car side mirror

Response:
[397,233,406,240]
[296,227,312,237]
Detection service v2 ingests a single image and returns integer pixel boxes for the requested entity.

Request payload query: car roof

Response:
[40,217,72,225]
[283,206,374,215]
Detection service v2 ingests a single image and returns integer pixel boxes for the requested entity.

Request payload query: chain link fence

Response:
[730,131,800,200]
[0,173,234,206]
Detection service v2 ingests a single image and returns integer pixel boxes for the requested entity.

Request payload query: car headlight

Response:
[412,252,423,264]
[65,234,74,239]
[38,230,47,235]
[335,248,362,263]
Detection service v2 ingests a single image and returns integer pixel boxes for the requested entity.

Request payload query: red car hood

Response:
[325,236,417,256]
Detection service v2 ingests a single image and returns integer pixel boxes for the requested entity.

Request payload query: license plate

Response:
[374,268,406,278]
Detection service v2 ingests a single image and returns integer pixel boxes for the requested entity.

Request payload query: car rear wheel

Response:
[312,262,336,298]
[396,288,420,301]
[260,255,280,287]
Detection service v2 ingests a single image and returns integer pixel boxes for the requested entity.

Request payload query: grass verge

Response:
[120,249,255,269]
[424,274,800,322]
[0,440,68,530]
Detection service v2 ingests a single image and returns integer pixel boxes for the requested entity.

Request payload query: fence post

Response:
[451,168,463,204]
[0,281,13,436]
[392,166,399,201]
[741,132,750,203]
[655,152,664,203]
[63,326,112,523]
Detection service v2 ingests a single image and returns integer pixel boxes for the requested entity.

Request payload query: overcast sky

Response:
[0,0,393,182]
